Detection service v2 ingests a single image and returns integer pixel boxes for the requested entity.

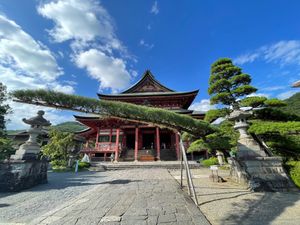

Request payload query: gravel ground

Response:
[0,170,112,224]
[170,168,300,225]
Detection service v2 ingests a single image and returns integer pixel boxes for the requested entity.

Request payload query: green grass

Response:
[285,160,300,188]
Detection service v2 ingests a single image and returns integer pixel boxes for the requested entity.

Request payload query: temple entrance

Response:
[142,133,154,149]
[126,134,135,149]
[160,133,171,149]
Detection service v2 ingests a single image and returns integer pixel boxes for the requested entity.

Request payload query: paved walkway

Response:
[170,168,300,225]
[0,169,210,225]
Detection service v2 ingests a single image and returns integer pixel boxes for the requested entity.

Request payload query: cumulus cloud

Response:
[189,99,216,112]
[37,0,115,45]
[234,40,300,66]
[0,14,63,82]
[0,14,75,129]
[150,1,159,15]
[6,102,74,130]
[75,49,131,91]
[38,0,135,92]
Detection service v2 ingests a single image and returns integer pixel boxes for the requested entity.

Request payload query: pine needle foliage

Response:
[11,89,216,137]
[208,58,257,108]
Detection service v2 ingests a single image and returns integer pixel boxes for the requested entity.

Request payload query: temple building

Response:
[76,70,204,161]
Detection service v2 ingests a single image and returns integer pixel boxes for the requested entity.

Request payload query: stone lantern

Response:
[11,110,51,160]
[0,111,50,191]
[228,109,266,159]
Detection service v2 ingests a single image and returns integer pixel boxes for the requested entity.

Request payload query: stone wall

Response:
[0,159,48,192]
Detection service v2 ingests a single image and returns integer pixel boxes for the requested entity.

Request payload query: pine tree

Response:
[0,82,11,137]
[208,58,257,109]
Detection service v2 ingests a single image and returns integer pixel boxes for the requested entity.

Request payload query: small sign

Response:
[210,165,218,171]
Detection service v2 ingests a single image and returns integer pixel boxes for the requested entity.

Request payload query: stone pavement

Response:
[170,168,300,225]
[27,168,210,225]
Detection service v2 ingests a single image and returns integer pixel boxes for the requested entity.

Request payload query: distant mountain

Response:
[281,92,300,116]
[8,121,87,135]
[52,121,87,133]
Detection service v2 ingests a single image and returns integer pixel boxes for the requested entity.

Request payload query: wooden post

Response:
[175,132,180,160]
[115,128,120,162]
[109,128,112,151]
[95,128,100,150]
[156,127,160,160]
[134,127,139,161]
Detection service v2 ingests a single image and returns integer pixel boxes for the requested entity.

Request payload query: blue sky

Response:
[0,0,299,129]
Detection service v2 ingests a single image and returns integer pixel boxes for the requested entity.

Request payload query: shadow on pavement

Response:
[221,192,300,225]
[97,179,141,185]
[0,171,107,196]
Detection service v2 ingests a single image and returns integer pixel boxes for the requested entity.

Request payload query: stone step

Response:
[90,161,202,170]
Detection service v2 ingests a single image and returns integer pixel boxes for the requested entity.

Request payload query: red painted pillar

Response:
[115,128,120,162]
[134,127,139,161]
[109,128,112,151]
[156,127,160,160]
[95,129,100,150]
[175,132,180,160]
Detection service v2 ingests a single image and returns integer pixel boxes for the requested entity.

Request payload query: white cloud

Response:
[6,102,74,130]
[0,14,75,129]
[38,0,114,44]
[139,39,154,49]
[0,14,63,82]
[277,90,299,100]
[37,0,126,54]
[75,49,131,91]
[38,0,135,92]
[150,1,159,15]
[234,53,259,65]
[234,40,300,66]
[260,85,286,91]
[247,92,270,98]
[189,99,216,112]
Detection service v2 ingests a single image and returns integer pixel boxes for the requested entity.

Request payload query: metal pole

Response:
[180,143,184,188]
[178,132,199,205]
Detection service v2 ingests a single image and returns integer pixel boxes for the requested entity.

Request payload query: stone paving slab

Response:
[27,168,210,225]
[170,168,300,225]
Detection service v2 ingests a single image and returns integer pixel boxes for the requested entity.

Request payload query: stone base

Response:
[0,159,48,192]
[237,136,267,159]
[229,157,297,192]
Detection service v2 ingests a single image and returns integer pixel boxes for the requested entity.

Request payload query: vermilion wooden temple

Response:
[75,70,204,161]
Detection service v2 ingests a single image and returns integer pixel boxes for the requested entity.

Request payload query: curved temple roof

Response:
[121,70,174,93]
[97,70,199,109]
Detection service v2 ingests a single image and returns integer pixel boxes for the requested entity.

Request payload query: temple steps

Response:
[120,149,177,161]
[89,161,202,171]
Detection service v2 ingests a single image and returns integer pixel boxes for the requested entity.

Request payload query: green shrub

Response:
[71,161,91,171]
[78,161,90,169]
[285,161,300,188]
[201,156,219,167]
[52,166,71,172]
[51,159,68,168]
[0,138,15,160]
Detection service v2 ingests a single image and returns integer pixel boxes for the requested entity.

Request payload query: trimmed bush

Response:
[201,156,219,167]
